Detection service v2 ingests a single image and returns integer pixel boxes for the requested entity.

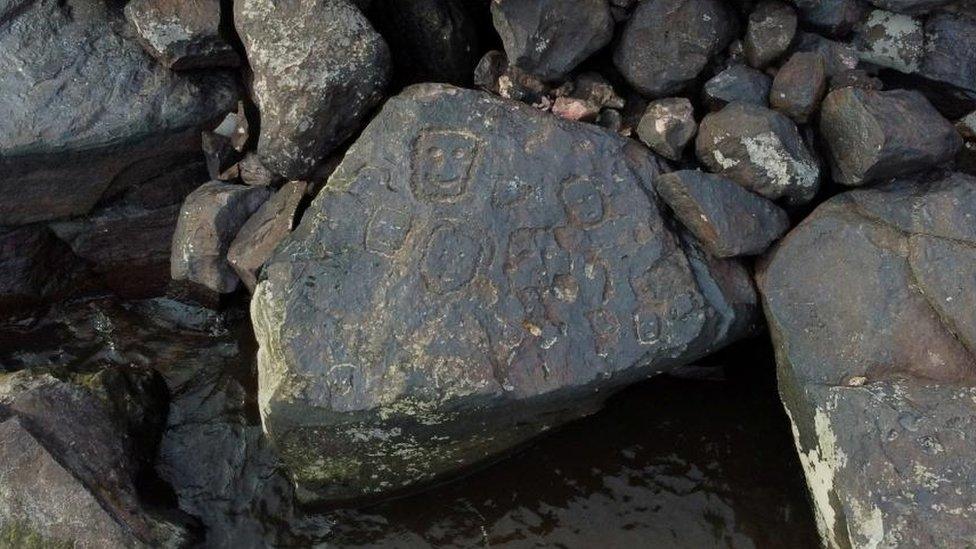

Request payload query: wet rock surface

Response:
[235,0,391,179]
[758,172,976,548]
[252,84,758,502]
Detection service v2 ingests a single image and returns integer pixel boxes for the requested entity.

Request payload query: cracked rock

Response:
[251,84,758,503]
[696,102,821,204]
[819,87,962,186]
[124,0,240,70]
[656,170,790,257]
[614,0,738,97]
[636,98,698,161]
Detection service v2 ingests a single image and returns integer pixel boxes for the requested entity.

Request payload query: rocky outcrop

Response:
[757,172,976,548]
[0,0,238,226]
[251,84,758,502]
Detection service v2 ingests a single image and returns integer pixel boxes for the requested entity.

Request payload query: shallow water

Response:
[0,298,818,548]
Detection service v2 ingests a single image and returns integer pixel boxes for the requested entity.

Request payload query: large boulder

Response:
[757,172,976,547]
[234,0,391,180]
[0,0,238,226]
[490,0,614,82]
[613,0,738,97]
[252,84,758,502]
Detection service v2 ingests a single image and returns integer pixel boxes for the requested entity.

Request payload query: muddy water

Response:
[0,298,818,548]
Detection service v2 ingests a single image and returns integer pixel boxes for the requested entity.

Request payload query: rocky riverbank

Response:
[2,0,975,546]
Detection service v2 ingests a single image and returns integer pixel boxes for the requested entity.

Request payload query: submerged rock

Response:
[252,84,758,502]
[124,0,240,70]
[614,0,738,97]
[819,88,962,186]
[757,172,976,548]
[656,170,790,258]
[490,0,614,81]
[235,0,391,179]
[696,102,821,204]
[0,0,238,226]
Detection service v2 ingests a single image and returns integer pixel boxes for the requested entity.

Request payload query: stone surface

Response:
[235,0,391,179]
[770,52,828,123]
[829,69,884,91]
[202,111,247,181]
[490,0,613,82]
[239,153,282,187]
[793,32,859,77]
[0,0,238,226]
[171,182,272,295]
[614,0,738,97]
[0,365,183,547]
[636,98,698,161]
[744,1,798,69]
[757,172,976,548]
[702,65,773,110]
[228,181,308,292]
[369,0,480,86]
[696,102,821,204]
[656,170,790,258]
[551,97,602,122]
[124,0,240,70]
[865,0,954,13]
[252,84,758,502]
[0,227,85,312]
[855,9,925,74]
[819,88,962,186]
[787,0,866,37]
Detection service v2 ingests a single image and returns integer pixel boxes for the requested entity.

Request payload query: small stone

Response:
[819,88,963,186]
[696,102,821,204]
[490,0,614,81]
[238,153,282,186]
[551,97,601,122]
[202,110,246,181]
[793,32,859,77]
[636,98,697,161]
[744,1,798,69]
[473,50,509,94]
[170,181,271,295]
[124,0,240,70]
[596,108,623,133]
[702,64,773,110]
[571,72,625,110]
[227,181,308,292]
[959,110,976,140]
[770,52,828,123]
[829,69,884,92]
[788,0,867,37]
[656,170,790,257]
[614,0,738,97]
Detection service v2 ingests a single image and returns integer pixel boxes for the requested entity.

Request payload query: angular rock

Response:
[171,182,272,295]
[770,52,828,123]
[0,365,185,547]
[744,1,798,68]
[202,110,247,181]
[819,88,962,186]
[490,0,614,81]
[474,50,510,94]
[793,32,859,77]
[0,0,238,226]
[551,97,601,122]
[571,73,626,110]
[702,64,773,110]
[239,153,282,187]
[787,0,867,37]
[124,0,240,70]
[368,0,480,85]
[696,102,821,204]
[252,84,758,502]
[228,181,308,292]
[757,172,976,548]
[656,170,790,258]
[0,227,85,312]
[636,98,698,161]
[235,0,391,179]
[614,0,738,97]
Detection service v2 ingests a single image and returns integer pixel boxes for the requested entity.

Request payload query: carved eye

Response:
[452,147,466,159]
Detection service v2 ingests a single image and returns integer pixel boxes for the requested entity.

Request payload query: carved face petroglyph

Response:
[411,130,482,201]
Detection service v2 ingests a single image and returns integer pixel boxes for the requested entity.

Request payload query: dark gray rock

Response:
[474,50,510,94]
[770,52,828,123]
[171,182,272,295]
[235,0,391,179]
[124,0,240,70]
[0,227,86,313]
[636,98,698,161]
[829,68,884,91]
[239,153,282,187]
[696,102,821,204]
[490,0,614,82]
[0,365,186,547]
[744,0,798,68]
[228,181,308,292]
[793,32,859,77]
[571,73,626,110]
[787,0,867,37]
[369,0,481,85]
[252,84,758,503]
[202,110,247,181]
[865,0,954,13]
[614,0,738,97]
[656,170,790,257]
[757,172,976,548]
[0,0,238,226]
[819,88,962,186]
[702,64,773,110]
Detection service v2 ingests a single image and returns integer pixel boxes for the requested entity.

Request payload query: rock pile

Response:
[2,0,976,544]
